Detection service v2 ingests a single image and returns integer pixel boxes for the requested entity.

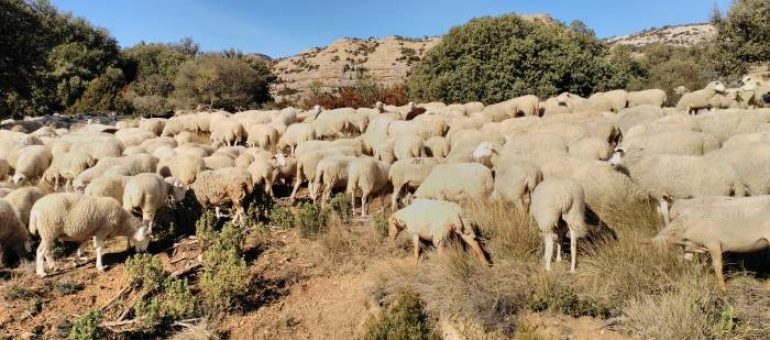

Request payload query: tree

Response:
[712,0,770,77]
[173,56,272,111]
[406,14,636,104]
[68,66,127,113]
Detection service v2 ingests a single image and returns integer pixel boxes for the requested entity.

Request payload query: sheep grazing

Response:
[12,146,53,185]
[123,174,186,234]
[529,177,588,272]
[347,157,390,217]
[676,81,726,114]
[388,157,441,210]
[388,199,488,265]
[628,89,667,108]
[4,186,47,226]
[30,193,149,276]
[414,163,494,202]
[157,154,206,186]
[190,167,253,224]
[653,196,770,291]
[492,159,542,210]
[85,175,131,202]
[311,155,355,206]
[0,198,32,268]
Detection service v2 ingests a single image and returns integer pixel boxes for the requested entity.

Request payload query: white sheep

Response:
[277,122,316,154]
[157,154,206,186]
[190,167,253,224]
[676,81,726,114]
[11,145,52,185]
[619,130,720,157]
[31,193,149,276]
[73,157,124,191]
[568,137,612,161]
[210,119,245,146]
[0,198,32,267]
[388,157,441,210]
[346,157,390,217]
[391,133,424,160]
[0,159,9,181]
[139,118,166,136]
[123,174,186,234]
[102,154,159,177]
[203,153,236,170]
[247,157,277,197]
[628,89,667,108]
[529,177,587,272]
[492,159,542,210]
[704,144,770,196]
[85,174,131,202]
[388,199,488,264]
[424,136,450,158]
[311,155,355,206]
[246,123,279,151]
[4,186,47,226]
[414,163,493,202]
[482,95,540,121]
[290,147,357,202]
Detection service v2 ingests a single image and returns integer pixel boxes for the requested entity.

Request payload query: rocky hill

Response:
[606,23,716,47]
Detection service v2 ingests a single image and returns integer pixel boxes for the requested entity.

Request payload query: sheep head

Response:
[165,176,187,204]
[608,147,626,167]
[132,222,150,252]
[11,173,27,185]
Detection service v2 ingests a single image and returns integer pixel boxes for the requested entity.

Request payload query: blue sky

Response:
[51,0,731,58]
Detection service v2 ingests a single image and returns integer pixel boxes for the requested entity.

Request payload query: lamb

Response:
[0,198,32,267]
[4,186,47,226]
[414,163,494,202]
[346,157,390,217]
[529,177,588,272]
[190,167,253,224]
[568,137,612,161]
[628,89,667,108]
[388,199,488,264]
[30,193,149,276]
[388,157,442,210]
[676,81,726,114]
[652,196,770,291]
[123,174,187,234]
[311,155,355,206]
[157,154,206,186]
[492,159,542,210]
[12,146,53,185]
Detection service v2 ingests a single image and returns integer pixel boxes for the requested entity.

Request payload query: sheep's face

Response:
[708,81,727,93]
[556,92,572,104]
[133,225,150,252]
[608,147,626,167]
[11,173,26,185]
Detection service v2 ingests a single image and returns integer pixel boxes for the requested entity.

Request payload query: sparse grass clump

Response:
[68,309,103,340]
[295,202,328,237]
[363,290,439,340]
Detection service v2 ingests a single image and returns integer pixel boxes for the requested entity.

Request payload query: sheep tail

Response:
[29,209,39,235]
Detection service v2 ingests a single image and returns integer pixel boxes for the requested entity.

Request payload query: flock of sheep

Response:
[0,74,770,293]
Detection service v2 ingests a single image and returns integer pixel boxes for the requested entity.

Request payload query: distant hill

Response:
[606,23,716,48]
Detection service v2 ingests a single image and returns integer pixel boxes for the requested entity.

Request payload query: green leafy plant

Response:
[363,290,438,340]
[68,310,103,340]
[125,253,165,291]
[295,202,328,237]
[163,278,198,320]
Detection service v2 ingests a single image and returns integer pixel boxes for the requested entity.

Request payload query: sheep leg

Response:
[94,236,106,272]
[707,242,726,292]
[76,241,89,262]
[350,190,356,215]
[555,233,563,263]
[569,229,578,273]
[289,177,301,203]
[35,241,50,277]
[392,183,403,210]
[412,234,421,265]
[361,192,368,218]
[543,231,554,271]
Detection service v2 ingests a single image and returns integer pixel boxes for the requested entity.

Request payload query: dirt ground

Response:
[0,214,627,340]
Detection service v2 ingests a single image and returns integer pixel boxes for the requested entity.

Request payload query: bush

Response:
[134,296,162,329]
[327,193,352,222]
[269,206,295,229]
[712,0,770,77]
[363,290,439,340]
[407,15,635,104]
[162,278,197,320]
[199,223,251,315]
[294,202,328,237]
[125,253,165,291]
[68,310,103,340]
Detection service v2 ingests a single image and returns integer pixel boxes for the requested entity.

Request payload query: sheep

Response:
[346,157,390,217]
[115,128,156,147]
[529,177,588,272]
[277,122,316,154]
[60,151,97,189]
[391,133,424,160]
[619,130,720,157]
[312,108,356,139]
[175,143,214,158]
[625,114,702,138]
[492,159,542,210]
[539,96,573,116]
[705,144,770,196]
[676,81,726,114]
[102,154,159,177]
[247,157,277,197]
[290,147,357,202]
[311,155,356,206]
[424,136,450,158]
[628,89,667,108]
[210,119,245,146]
[73,157,124,191]
[11,145,52,185]
[174,130,210,145]
[4,186,47,226]
[609,148,748,212]
[0,198,32,267]
[203,153,235,170]
[388,199,488,264]
[123,173,187,234]
[415,163,493,202]
[568,137,612,161]
[696,109,768,144]
[722,131,770,148]
[157,154,206,186]
[122,146,147,156]
[139,118,166,136]
[497,133,569,167]
[85,175,131,202]
[190,167,253,224]
[482,95,540,121]
[30,193,149,276]
[387,157,443,210]
[616,105,665,136]
[245,123,279,151]
[652,196,770,291]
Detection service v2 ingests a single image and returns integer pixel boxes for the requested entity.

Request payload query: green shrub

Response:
[269,206,295,229]
[407,15,637,104]
[125,253,165,291]
[295,202,328,237]
[712,0,770,77]
[363,290,438,340]
[195,209,218,246]
[327,193,352,221]
[68,310,102,340]
[199,223,251,315]
[163,278,197,320]
[134,296,162,329]
[373,211,390,239]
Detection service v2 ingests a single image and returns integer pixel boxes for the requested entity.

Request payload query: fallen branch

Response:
[170,263,202,278]
[100,285,132,310]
